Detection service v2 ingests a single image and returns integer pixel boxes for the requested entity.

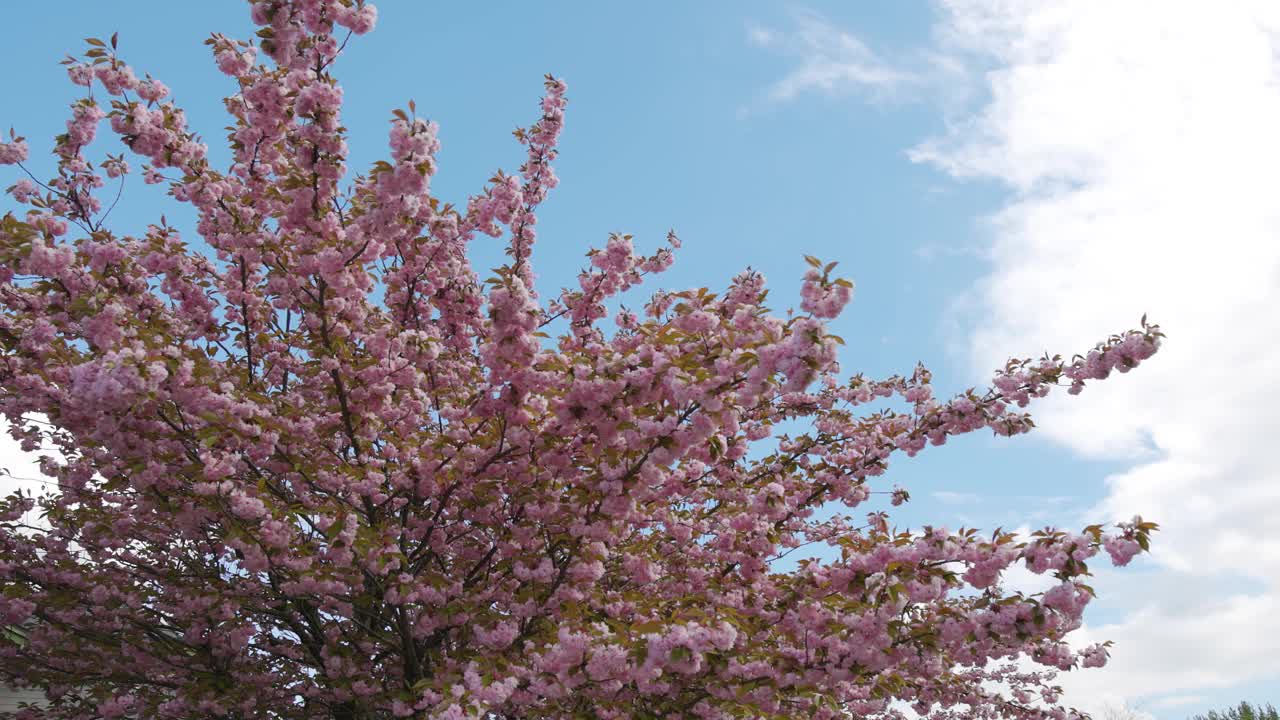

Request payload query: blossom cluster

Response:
[0,1,1163,719]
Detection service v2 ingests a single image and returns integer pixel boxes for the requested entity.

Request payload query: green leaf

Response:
[632,620,663,635]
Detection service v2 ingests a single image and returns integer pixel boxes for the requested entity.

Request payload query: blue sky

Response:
[4,2,1280,718]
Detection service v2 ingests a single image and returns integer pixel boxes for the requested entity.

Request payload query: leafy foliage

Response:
[1190,702,1280,720]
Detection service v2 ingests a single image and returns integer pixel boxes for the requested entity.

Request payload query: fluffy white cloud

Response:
[0,420,56,530]
[914,0,1280,712]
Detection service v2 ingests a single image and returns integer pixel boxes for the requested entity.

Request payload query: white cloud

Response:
[0,418,57,530]
[916,0,1280,711]
[747,10,917,106]
[1150,696,1208,711]
[932,489,981,504]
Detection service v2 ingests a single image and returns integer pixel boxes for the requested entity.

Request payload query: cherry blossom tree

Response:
[0,1,1162,718]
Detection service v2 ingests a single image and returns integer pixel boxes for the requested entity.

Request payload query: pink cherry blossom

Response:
[0,139,28,165]
[0,3,1164,719]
